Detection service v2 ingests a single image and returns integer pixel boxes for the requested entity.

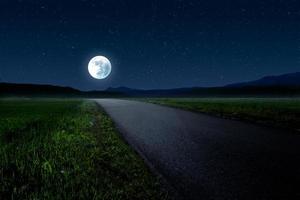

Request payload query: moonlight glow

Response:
[88,56,112,79]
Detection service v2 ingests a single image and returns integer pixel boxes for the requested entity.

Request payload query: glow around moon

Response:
[88,56,112,79]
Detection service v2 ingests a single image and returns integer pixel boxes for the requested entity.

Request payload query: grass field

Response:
[0,99,169,199]
[146,98,300,130]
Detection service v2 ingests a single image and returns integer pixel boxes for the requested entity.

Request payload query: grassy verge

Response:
[0,99,169,199]
[145,98,300,131]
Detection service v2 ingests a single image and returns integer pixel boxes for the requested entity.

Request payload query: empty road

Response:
[95,99,300,200]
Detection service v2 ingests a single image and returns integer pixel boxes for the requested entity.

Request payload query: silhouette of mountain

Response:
[1,72,300,97]
[106,72,300,96]
[0,83,121,97]
[226,72,300,88]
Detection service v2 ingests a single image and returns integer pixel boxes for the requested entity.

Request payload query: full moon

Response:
[88,56,112,79]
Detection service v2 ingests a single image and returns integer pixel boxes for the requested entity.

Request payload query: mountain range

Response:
[1,72,300,97]
[226,72,300,88]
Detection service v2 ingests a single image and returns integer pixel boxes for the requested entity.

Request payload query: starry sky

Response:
[0,0,299,90]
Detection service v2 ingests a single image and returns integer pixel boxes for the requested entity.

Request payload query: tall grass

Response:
[0,99,168,199]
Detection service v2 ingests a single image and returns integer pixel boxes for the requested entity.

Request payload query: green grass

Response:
[0,99,169,199]
[146,98,300,130]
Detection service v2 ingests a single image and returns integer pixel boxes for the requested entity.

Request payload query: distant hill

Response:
[1,72,300,97]
[106,86,202,96]
[106,72,300,97]
[0,83,121,97]
[226,72,300,88]
[0,83,79,95]
[106,86,300,97]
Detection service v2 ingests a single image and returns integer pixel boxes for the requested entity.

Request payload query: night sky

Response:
[0,0,299,90]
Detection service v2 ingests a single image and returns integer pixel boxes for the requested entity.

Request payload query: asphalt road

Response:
[94,99,300,200]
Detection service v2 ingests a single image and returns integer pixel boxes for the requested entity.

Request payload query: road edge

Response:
[94,100,184,200]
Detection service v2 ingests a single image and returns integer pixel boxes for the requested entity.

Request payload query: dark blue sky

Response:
[0,0,299,90]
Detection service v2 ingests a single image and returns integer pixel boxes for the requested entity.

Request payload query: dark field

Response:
[147,98,300,130]
[0,99,168,199]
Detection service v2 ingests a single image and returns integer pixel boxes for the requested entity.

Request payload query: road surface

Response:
[94,99,300,200]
